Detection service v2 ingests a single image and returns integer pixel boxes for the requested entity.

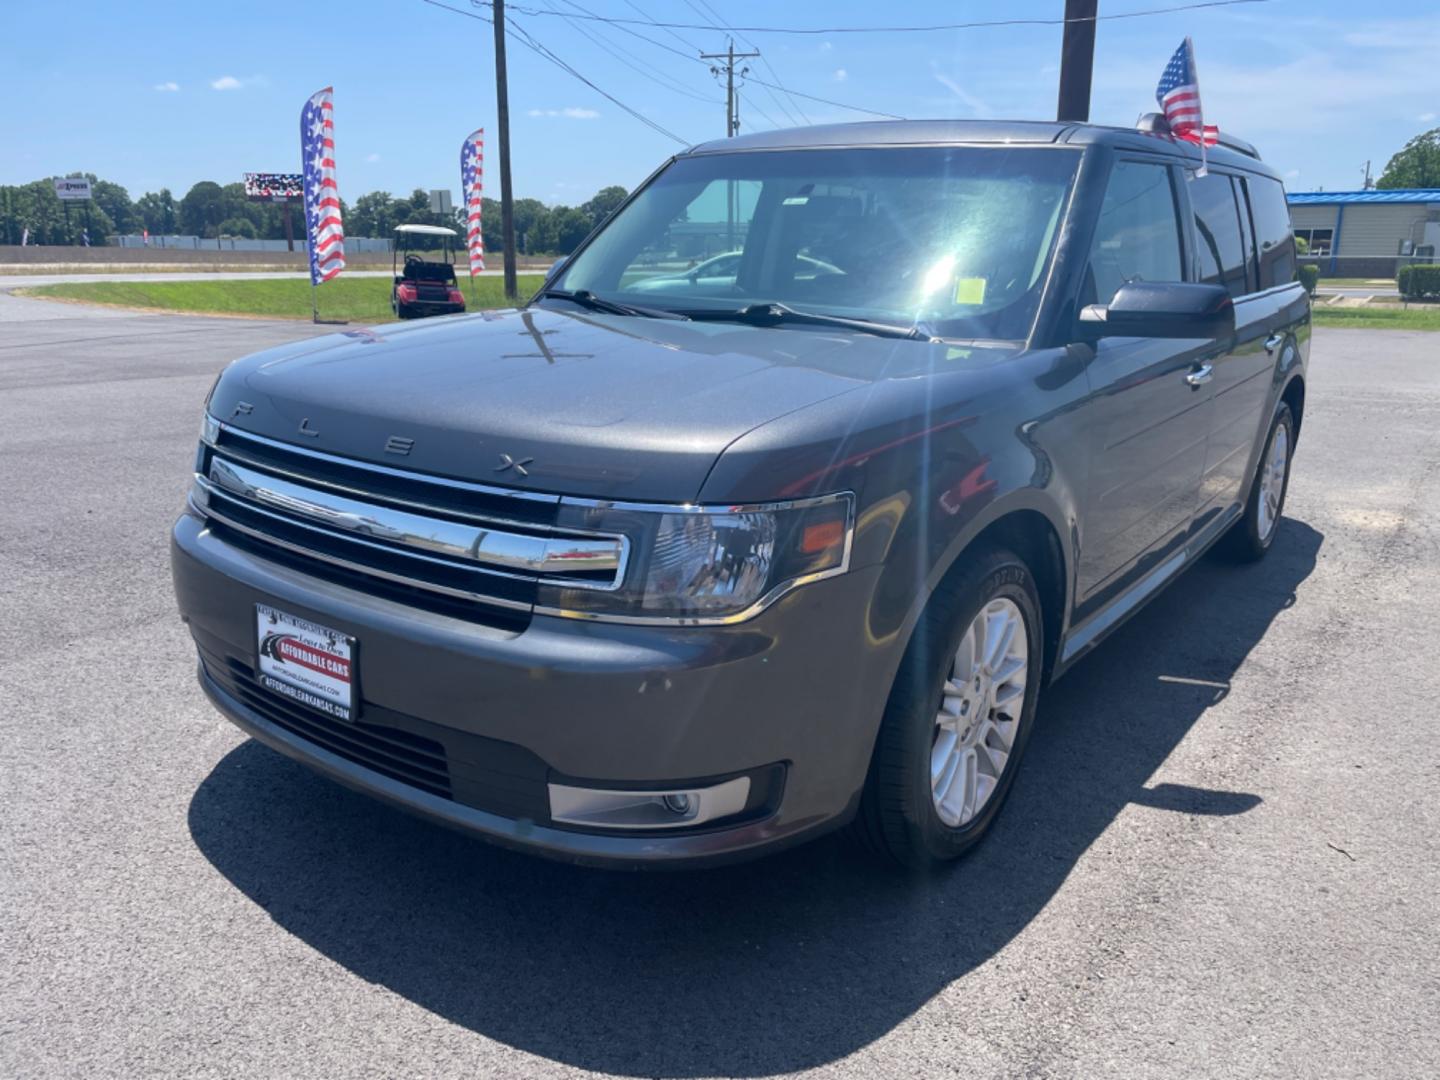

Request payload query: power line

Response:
[505,16,691,143]
[690,0,811,125]
[745,76,906,120]
[552,0,722,104]
[619,0,703,55]
[420,0,690,144]
[513,1,898,125]
[682,0,800,126]
[507,0,1272,35]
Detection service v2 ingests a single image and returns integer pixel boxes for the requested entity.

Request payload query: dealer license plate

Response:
[254,604,357,721]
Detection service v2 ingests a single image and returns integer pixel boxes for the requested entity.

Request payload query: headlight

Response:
[538,492,854,624]
[200,412,221,446]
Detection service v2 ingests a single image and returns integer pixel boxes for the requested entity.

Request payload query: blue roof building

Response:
[1286,188,1440,275]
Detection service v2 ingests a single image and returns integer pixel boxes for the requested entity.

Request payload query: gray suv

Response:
[173,118,1308,869]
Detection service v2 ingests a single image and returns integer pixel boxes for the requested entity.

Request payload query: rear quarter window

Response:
[1188,172,1248,298]
[1247,176,1298,289]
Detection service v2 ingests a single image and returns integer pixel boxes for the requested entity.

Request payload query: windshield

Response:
[549,146,1079,340]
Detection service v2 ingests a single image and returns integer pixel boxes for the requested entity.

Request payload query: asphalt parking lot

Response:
[2,290,1437,1079]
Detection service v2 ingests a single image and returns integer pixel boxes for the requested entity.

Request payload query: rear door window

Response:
[1188,172,1248,298]
[1247,176,1299,289]
[1087,160,1185,305]
[1233,177,1258,294]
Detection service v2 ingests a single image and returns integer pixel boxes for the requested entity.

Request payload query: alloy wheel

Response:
[931,597,1029,828]
[1257,421,1290,542]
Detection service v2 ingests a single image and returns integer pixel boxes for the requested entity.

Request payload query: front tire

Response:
[1220,402,1295,562]
[856,547,1043,869]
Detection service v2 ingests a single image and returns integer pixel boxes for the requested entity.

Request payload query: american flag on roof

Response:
[460,129,486,276]
[300,86,345,285]
[1156,38,1219,168]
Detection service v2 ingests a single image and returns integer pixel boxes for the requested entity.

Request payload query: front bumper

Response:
[172,512,894,867]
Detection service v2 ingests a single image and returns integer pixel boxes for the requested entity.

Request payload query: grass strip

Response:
[19,275,546,322]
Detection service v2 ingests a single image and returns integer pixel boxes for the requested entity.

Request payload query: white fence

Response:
[112,234,394,253]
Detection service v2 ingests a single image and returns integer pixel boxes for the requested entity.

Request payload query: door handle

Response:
[1185,363,1213,388]
[1264,333,1285,353]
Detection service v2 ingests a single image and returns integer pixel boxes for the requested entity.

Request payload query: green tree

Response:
[180,181,226,237]
[349,190,398,239]
[89,177,137,236]
[551,206,594,253]
[2,178,112,245]
[135,189,178,234]
[218,217,258,239]
[581,185,628,229]
[511,197,550,253]
[1377,128,1440,190]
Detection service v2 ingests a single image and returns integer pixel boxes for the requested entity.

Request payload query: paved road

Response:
[0,269,518,289]
[2,298,1438,1079]
[1319,286,1401,299]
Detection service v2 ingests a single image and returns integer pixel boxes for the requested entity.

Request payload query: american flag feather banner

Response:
[301,86,345,285]
[461,129,486,276]
[1156,38,1219,173]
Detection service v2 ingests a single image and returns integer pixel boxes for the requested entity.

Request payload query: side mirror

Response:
[1079,282,1234,340]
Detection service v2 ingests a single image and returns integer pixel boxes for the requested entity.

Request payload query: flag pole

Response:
[311,278,319,324]
[1187,36,1209,178]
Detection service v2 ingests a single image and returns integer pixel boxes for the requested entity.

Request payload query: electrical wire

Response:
[744,77,906,121]
[421,0,690,144]
[690,0,811,125]
[619,0,704,56]
[506,16,691,143]
[507,0,1273,35]
[552,0,722,104]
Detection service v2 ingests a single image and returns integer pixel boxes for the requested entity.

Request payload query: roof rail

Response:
[1135,112,1259,160]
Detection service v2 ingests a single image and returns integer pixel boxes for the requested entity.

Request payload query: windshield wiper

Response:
[679,301,929,341]
[538,288,689,321]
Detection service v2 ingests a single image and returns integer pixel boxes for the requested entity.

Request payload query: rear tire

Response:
[854,547,1043,870]
[1219,403,1295,562]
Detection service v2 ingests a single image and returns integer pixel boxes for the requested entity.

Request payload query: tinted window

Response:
[1233,177,1257,293]
[1189,172,1247,297]
[1248,176,1298,288]
[557,146,1080,341]
[1087,160,1184,305]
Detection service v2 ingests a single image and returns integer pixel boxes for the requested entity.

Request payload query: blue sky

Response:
[3,0,1438,205]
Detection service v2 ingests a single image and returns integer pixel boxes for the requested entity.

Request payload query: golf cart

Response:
[391,224,466,319]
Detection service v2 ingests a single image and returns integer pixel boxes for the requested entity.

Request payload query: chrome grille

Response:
[194,425,628,615]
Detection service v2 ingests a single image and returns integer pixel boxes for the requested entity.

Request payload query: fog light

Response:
[548,776,750,831]
[663,793,693,815]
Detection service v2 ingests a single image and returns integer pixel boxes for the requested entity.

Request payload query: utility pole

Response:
[1362,160,1374,190]
[702,39,759,137]
[493,0,518,301]
[1055,0,1098,123]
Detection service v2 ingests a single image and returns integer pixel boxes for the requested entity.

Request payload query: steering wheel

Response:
[404,253,425,268]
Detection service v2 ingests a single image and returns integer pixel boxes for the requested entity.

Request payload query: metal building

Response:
[1287,189,1440,277]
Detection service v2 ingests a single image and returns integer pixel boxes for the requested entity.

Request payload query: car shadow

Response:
[188,518,1322,1076]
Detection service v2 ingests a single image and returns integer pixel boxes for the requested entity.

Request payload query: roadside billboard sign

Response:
[244,173,305,202]
[54,178,92,201]
[429,189,453,214]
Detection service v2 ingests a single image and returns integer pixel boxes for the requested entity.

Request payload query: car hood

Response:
[209,306,1019,501]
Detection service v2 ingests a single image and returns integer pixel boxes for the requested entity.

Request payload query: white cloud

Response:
[365,152,381,163]
[1420,112,1437,123]
[1341,18,1440,51]
[210,74,266,91]
[153,81,180,92]
[833,68,848,83]
[1284,169,1300,179]
[527,107,600,119]
[931,66,992,118]
[819,41,833,53]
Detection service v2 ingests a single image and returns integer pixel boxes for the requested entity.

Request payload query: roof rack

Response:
[1136,112,1259,160]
